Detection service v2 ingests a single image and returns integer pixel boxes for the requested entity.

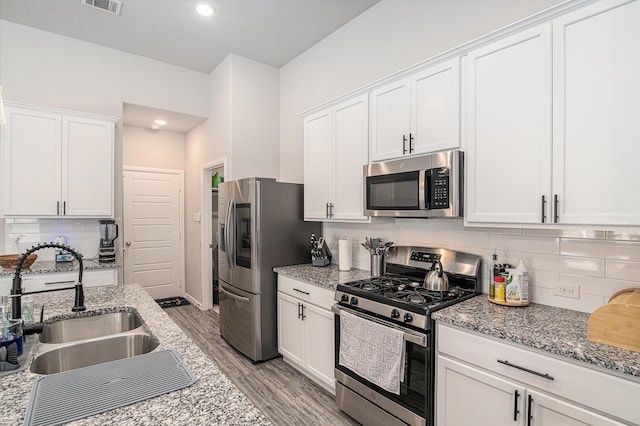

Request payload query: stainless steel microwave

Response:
[364,150,463,218]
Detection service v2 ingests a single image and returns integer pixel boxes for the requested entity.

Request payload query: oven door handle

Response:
[332,304,427,347]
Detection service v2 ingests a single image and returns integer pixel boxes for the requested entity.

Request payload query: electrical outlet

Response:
[554,283,580,299]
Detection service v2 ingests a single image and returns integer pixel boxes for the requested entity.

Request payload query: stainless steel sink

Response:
[30,332,159,374]
[30,309,159,375]
[39,312,144,344]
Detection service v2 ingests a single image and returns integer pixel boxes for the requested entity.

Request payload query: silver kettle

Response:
[424,260,449,291]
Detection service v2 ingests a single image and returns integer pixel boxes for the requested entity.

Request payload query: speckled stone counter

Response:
[0,284,269,425]
[273,263,371,290]
[0,259,117,277]
[432,295,640,380]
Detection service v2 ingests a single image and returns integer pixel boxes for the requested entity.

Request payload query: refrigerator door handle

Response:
[224,199,235,268]
[219,283,250,303]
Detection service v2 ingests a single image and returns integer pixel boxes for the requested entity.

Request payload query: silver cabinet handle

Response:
[541,195,547,223]
[402,134,408,154]
[45,280,75,285]
[293,288,310,295]
[553,194,559,223]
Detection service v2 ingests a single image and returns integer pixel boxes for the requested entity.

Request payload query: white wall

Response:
[229,55,280,180]
[123,125,187,170]
[278,0,640,314]
[183,54,279,305]
[0,21,208,119]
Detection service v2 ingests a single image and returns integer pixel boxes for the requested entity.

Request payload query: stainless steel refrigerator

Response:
[218,177,320,362]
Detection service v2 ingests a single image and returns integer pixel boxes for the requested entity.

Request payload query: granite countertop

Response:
[0,284,269,425]
[0,259,118,277]
[432,295,640,380]
[273,263,371,290]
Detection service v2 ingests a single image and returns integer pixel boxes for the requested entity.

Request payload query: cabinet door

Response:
[527,389,625,426]
[2,106,62,216]
[333,95,369,221]
[552,0,640,225]
[465,23,553,224]
[303,110,334,220]
[62,115,114,217]
[369,79,410,162]
[437,355,526,426]
[277,292,304,365]
[411,58,460,155]
[303,302,335,393]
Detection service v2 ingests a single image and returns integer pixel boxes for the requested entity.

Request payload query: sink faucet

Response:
[11,243,85,324]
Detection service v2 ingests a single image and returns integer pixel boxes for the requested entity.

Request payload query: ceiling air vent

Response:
[82,0,123,16]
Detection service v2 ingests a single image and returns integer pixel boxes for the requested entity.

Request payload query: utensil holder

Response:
[370,254,385,277]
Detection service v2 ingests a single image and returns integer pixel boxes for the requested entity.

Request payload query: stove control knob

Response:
[404,313,413,323]
[341,294,349,303]
[390,309,400,319]
[350,297,358,306]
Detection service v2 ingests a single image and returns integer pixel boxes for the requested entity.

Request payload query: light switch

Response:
[193,212,201,222]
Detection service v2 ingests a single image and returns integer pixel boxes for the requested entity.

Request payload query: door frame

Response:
[200,157,227,311]
[122,166,185,297]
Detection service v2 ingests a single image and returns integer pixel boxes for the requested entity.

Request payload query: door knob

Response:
[125,241,131,246]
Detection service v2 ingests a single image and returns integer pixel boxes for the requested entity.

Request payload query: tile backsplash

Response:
[324,220,640,313]
[1,218,102,261]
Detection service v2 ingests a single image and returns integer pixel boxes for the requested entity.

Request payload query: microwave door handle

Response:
[419,169,427,210]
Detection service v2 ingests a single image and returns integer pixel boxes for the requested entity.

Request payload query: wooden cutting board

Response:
[587,288,640,352]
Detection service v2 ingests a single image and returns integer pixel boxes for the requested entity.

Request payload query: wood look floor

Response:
[165,304,359,426]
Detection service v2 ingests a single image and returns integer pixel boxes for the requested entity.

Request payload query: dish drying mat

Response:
[23,349,196,426]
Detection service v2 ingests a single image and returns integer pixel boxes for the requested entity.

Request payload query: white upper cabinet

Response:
[304,94,369,222]
[552,0,640,225]
[464,24,553,224]
[2,103,115,217]
[466,0,640,227]
[370,58,460,162]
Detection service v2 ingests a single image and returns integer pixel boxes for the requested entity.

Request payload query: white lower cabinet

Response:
[277,275,335,394]
[436,324,636,426]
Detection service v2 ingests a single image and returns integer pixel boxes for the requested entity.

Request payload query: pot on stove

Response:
[424,260,449,291]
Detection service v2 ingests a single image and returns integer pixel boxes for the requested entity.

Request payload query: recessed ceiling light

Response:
[196,3,215,17]
[150,124,160,130]
[154,119,167,126]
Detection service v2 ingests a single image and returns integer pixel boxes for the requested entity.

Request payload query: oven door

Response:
[333,304,431,426]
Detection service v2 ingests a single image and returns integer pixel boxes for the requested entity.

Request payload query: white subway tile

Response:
[490,235,559,255]
[606,229,640,241]
[560,239,640,261]
[522,253,604,278]
[522,228,606,239]
[605,260,640,282]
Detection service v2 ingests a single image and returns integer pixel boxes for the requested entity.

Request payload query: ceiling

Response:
[0,0,381,73]
[0,0,380,132]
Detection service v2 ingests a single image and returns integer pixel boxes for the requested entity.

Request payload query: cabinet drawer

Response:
[437,323,640,425]
[277,275,334,310]
[21,269,116,293]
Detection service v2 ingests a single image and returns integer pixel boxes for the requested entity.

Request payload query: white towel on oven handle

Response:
[339,309,405,395]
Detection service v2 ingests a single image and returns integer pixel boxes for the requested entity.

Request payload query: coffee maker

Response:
[99,220,118,263]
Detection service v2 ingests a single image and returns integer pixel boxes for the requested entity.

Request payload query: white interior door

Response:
[123,168,184,299]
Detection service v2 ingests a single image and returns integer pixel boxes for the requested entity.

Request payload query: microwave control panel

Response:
[427,167,450,209]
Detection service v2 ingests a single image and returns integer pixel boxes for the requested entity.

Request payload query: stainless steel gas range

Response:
[333,246,481,426]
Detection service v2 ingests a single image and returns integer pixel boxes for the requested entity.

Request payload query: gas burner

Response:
[406,293,425,305]
[361,282,381,292]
